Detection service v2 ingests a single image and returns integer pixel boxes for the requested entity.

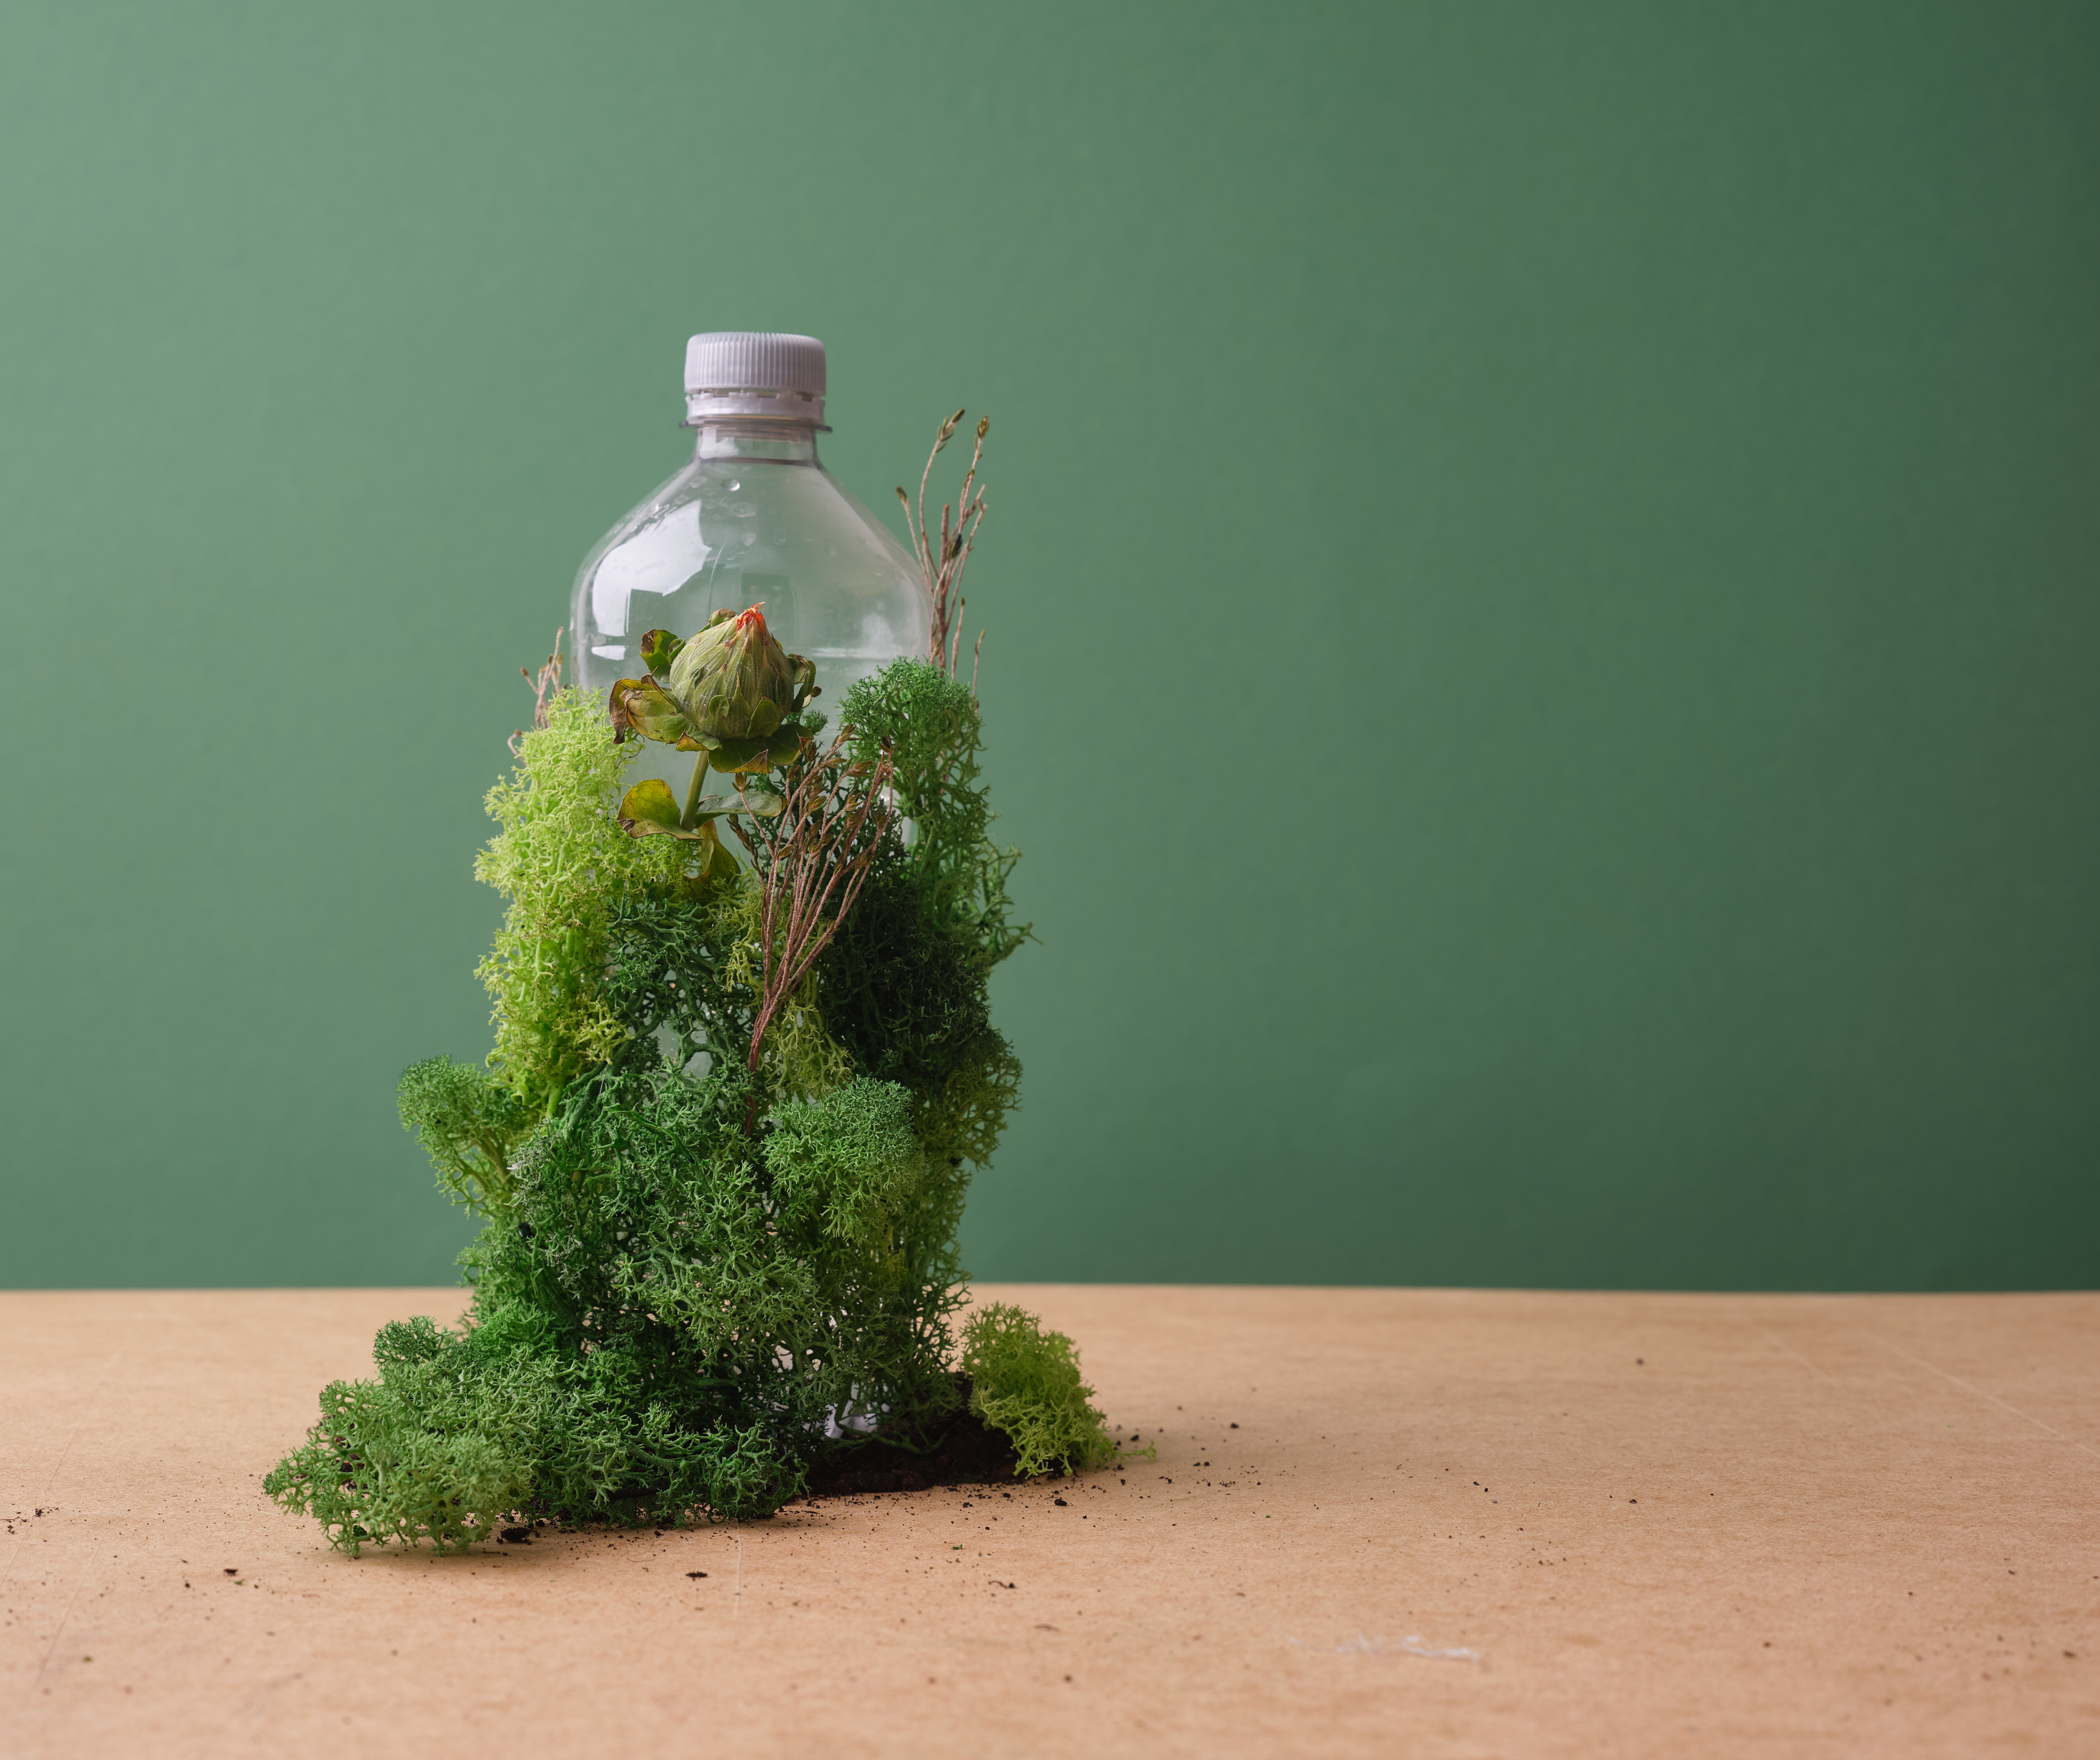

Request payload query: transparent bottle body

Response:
[568,420,930,803]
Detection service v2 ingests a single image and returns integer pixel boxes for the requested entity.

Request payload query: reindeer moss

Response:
[267,652,1123,1555]
[474,687,686,1115]
[961,1303,1119,1478]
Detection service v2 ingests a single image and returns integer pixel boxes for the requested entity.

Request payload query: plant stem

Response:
[680,750,711,830]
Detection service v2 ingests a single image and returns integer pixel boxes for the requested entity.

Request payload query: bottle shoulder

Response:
[569,459,708,583]
[569,456,929,700]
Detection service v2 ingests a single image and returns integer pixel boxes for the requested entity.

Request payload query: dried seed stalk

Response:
[509,627,566,755]
[734,729,897,1132]
[896,410,989,680]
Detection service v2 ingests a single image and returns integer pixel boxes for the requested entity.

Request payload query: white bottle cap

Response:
[683,332,828,427]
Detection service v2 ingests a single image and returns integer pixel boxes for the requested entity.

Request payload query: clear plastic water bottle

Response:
[568,332,930,799]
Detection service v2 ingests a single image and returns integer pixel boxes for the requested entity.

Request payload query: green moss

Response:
[271,653,1117,1552]
[767,1078,964,1431]
[599,883,757,1076]
[269,1069,969,1547]
[838,660,1028,968]
[909,1027,1023,1177]
[817,847,989,1094]
[823,661,1028,1187]
[717,877,857,1104]
[396,1056,537,1214]
[262,1328,541,1554]
[960,1303,1119,1478]
[262,1304,796,1553]
[475,687,686,1115]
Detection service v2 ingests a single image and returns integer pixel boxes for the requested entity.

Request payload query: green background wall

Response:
[1,2,2094,1291]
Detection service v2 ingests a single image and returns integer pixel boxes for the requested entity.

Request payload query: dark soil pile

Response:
[802,1381,1026,1498]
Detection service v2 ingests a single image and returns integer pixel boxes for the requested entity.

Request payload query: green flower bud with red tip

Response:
[667,605,794,741]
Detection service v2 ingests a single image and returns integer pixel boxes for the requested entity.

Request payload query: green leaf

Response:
[639,629,684,679]
[610,679,693,746]
[616,778,683,833]
[605,677,645,743]
[705,732,774,772]
[738,787,786,819]
[692,821,738,883]
[787,652,817,712]
[615,780,750,839]
[706,725,808,774]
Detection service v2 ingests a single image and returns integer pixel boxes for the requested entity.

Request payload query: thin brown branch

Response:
[903,412,991,675]
[910,410,963,630]
[741,730,897,1133]
[508,627,565,755]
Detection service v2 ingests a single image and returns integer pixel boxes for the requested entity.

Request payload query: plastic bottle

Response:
[568,332,930,800]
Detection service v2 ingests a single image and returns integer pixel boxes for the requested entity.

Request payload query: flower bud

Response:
[665,605,793,740]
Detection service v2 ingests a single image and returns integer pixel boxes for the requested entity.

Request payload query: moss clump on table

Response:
[267,440,1127,1552]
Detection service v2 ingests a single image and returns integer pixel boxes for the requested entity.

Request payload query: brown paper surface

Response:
[3,1284,2096,1757]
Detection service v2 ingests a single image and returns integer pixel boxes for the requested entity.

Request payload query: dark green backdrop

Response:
[1,3,2094,1290]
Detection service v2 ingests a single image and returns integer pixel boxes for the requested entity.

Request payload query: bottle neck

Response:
[692,419,821,465]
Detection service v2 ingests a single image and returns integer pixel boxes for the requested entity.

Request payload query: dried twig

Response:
[733,730,897,1133]
[508,628,565,755]
[895,412,989,678]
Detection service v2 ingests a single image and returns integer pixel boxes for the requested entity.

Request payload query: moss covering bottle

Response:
[569,332,930,796]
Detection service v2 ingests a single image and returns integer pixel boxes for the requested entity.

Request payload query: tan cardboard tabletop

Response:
[2,1285,2095,1757]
